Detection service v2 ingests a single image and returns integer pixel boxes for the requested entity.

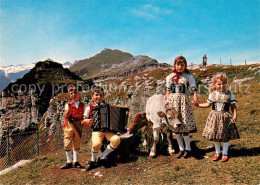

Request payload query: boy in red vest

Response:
[82,86,121,171]
[60,85,85,169]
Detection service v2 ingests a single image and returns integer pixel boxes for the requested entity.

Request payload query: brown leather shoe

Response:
[60,163,72,169]
[177,150,185,159]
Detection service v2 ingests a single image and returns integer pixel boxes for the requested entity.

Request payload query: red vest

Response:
[70,101,84,120]
[63,101,85,128]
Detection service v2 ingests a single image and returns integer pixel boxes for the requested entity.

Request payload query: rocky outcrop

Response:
[0,90,39,140]
[41,93,90,130]
[92,56,170,83]
[41,97,66,130]
[0,60,88,145]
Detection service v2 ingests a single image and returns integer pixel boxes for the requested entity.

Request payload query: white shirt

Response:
[83,101,105,118]
[65,101,87,111]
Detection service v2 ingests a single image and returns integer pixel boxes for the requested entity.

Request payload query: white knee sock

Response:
[91,150,99,162]
[175,134,184,151]
[183,135,191,151]
[100,144,115,160]
[66,150,72,163]
[222,142,229,156]
[73,151,78,163]
[214,142,221,155]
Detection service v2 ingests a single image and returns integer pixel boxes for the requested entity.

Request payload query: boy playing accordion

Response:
[82,86,121,171]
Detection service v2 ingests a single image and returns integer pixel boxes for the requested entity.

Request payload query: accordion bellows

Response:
[92,104,129,132]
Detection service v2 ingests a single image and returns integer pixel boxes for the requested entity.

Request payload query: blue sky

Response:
[0,0,259,66]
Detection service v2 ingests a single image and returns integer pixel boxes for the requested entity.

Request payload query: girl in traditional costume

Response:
[194,73,239,162]
[165,56,198,159]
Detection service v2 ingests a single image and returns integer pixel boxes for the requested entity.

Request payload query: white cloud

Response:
[131,4,172,21]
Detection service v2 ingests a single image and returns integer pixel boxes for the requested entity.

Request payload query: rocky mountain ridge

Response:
[0,61,73,93]
[0,60,87,144]
[70,49,171,81]
[70,49,133,78]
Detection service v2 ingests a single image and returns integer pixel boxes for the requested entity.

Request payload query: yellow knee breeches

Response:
[92,131,121,151]
[64,123,81,151]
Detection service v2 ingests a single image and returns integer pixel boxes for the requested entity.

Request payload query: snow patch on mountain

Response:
[0,60,72,93]
[0,63,35,77]
[0,61,72,78]
[62,61,72,68]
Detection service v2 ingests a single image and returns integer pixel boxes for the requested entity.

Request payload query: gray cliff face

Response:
[42,97,66,130]
[0,90,39,139]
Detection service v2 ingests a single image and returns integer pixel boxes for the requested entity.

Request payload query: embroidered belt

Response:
[170,84,186,93]
[212,102,230,112]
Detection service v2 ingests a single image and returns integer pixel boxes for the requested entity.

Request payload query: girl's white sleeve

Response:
[230,92,237,104]
[207,93,213,104]
[188,75,197,92]
[166,75,171,91]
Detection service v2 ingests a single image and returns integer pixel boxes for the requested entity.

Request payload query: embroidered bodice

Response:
[207,90,237,111]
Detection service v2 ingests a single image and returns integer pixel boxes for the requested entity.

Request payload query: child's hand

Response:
[231,117,237,123]
[165,101,169,107]
[192,101,199,107]
[81,119,94,126]
[88,119,95,125]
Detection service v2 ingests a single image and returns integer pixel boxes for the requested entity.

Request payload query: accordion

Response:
[91,104,129,132]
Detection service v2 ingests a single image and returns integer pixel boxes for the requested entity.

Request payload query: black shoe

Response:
[177,151,185,159]
[184,150,191,159]
[60,163,72,169]
[98,158,110,168]
[85,161,97,171]
[74,161,83,168]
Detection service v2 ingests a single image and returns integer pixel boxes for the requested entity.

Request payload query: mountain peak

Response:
[69,49,133,76]
[2,60,83,95]
[46,58,54,62]
[35,60,63,70]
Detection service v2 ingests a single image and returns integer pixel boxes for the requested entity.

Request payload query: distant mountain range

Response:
[0,60,73,93]
[0,49,171,93]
